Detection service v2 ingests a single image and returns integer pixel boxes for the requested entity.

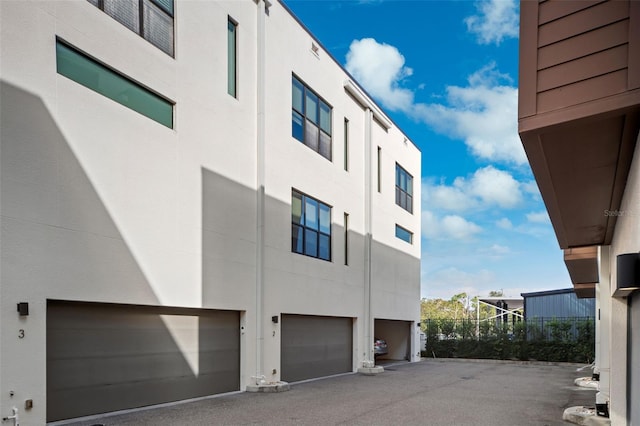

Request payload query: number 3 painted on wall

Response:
[18,329,24,339]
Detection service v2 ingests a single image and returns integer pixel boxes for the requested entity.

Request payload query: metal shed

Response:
[521,288,595,319]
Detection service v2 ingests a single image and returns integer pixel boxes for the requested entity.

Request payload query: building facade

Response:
[518,1,639,424]
[0,1,422,423]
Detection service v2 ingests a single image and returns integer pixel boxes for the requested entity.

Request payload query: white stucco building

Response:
[0,0,422,423]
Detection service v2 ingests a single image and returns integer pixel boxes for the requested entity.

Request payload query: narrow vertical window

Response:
[344,118,349,171]
[377,147,382,193]
[227,17,237,98]
[344,213,349,265]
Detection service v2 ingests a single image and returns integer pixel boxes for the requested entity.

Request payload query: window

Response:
[395,163,413,213]
[395,225,413,244]
[291,76,332,160]
[377,147,382,192]
[344,118,349,171]
[292,190,331,261]
[227,17,237,97]
[56,40,173,128]
[87,0,174,56]
[344,212,349,265]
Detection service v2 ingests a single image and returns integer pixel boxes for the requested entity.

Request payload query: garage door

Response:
[47,301,240,422]
[374,319,412,360]
[281,314,352,382]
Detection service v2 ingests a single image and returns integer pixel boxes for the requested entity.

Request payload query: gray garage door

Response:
[47,301,240,422]
[281,314,352,382]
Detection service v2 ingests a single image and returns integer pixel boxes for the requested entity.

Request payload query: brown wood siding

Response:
[538,1,629,48]
[518,0,539,119]
[537,44,628,92]
[629,0,640,89]
[538,0,605,25]
[537,69,628,113]
[538,20,629,70]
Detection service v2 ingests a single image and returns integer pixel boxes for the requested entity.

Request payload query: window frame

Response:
[291,190,332,262]
[291,75,332,161]
[55,39,174,128]
[87,0,175,57]
[395,224,413,244]
[227,16,238,98]
[395,163,413,213]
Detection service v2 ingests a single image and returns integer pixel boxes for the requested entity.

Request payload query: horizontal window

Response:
[395,225,413,244]
[292,190,331,261]
[56,40,173,128]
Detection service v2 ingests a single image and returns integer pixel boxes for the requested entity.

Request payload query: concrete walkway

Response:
[60,359,596,426]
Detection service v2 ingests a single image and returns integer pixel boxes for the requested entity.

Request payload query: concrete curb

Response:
[574,377,599,389]
[246,382,290,393]
[421,357,585,367]
[357,366,384,375]
[563,406,611,425]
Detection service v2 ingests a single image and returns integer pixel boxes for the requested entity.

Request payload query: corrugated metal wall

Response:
[524,291,595,318]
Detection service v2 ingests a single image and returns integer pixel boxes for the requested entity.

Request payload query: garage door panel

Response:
[281,315,352,383]
[47,301,240,422]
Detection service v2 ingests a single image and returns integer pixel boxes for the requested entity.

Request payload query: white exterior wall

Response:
[0,0,421,423]
[605,132,640,425]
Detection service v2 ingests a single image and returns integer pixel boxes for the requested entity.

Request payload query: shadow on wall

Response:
[0,82,239,422]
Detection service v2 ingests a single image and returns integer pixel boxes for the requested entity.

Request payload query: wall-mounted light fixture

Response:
[615,252,640,297]
[17,303,29,316]
[271,315,279,324]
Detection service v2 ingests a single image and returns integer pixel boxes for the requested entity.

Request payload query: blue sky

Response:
[283,0,572,300]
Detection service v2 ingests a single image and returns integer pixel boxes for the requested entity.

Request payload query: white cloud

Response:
[464,0,519,45]
[424,166,523,212]
[495,218,513,230]
[522,180,542,200]
[413,64,524,165]
[479,244,511,258]
[427,179,477,211]
[442,215,483,239]
[345,38,414,112]
[526,211,551,224]
[422,211,482,241]
[345,39,523,165]
[468,165,522,208]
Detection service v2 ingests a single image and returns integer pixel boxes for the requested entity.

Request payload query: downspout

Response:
[363,107,374,367]
[254,0,269,384]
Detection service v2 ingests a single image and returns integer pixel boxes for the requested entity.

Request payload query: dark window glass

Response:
[319,234,330,260]
[292,111,304,142]
[292,224,304,253]
[56,40,173,128]
[395,163,413,213]
[319,102,331,135]
[291,190,331,261]
[305,229,318,257]
[395,225,413,244]
[88,0,174,56]
[305,121,319,151]
[227,18,237,97]
[292,76,332,160]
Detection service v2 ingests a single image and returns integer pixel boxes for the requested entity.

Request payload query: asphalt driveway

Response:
[60,359,596,426]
